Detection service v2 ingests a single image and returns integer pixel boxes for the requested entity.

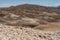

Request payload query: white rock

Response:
[0,24,60,40]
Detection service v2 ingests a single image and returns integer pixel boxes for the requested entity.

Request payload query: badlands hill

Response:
[0,4,60,31]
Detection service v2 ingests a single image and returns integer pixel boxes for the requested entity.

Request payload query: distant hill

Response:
[0,4,60,26]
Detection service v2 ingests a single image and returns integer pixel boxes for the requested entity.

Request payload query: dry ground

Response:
[0,24,60,40]
[34,22,60,31]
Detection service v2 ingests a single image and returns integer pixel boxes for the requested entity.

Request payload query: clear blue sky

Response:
[0,0,60,7]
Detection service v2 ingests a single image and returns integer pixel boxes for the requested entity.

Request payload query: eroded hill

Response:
[0,4,60,30]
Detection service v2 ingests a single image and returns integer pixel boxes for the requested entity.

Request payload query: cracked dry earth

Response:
[0,24,60,40]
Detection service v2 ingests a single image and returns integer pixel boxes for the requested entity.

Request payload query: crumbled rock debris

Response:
[0,24,60,40]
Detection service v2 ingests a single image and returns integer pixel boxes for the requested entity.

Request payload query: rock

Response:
[21,17,40,27]
[0,24,60,40]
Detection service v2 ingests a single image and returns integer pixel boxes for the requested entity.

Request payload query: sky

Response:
[0,0,60,7]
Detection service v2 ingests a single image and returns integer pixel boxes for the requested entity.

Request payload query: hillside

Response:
[0,4,60,30]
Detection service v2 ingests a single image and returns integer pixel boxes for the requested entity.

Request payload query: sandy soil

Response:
[34,22,60,31]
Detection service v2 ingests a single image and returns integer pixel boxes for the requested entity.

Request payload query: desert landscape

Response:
[0,4,60,40]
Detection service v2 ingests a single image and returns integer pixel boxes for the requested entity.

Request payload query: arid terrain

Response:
[0,24,60,40]
[0,4,60,31]
[0,4,60,40]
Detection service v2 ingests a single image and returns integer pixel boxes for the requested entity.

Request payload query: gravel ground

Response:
[0,24,60,40]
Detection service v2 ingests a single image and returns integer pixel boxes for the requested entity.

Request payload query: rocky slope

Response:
[0,24,60,40]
